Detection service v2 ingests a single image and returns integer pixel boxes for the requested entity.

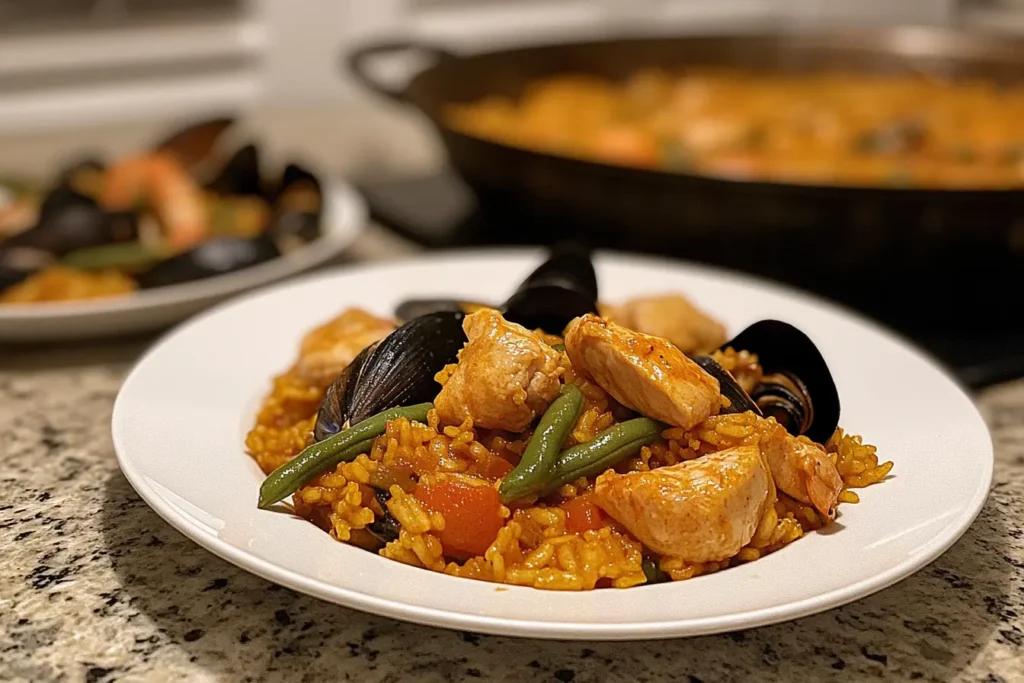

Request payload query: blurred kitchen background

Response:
[1,0,1022,383]
[2,0,1022,163]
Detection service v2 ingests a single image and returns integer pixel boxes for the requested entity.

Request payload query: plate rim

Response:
[0,180,366,321]
[112,249,994,640]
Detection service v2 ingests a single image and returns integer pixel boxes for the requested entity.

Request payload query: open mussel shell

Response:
[206,143,262,197]
[3,187,137,256]
[314,341,377,442]
[136,235,280,289]
[501,244,599,333]
[266,162,323,248]
[723,320,840,444]
[752,372,814,436]
[313,311,468,441]
[690,355,760,415]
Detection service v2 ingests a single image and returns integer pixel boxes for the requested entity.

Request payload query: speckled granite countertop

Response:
[0,110,1022,683]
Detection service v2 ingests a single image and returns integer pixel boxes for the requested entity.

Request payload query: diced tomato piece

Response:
[414,481,504,557]
[479,454,514,480]
[561,494,605,534]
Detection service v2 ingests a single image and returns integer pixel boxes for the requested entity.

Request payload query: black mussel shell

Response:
[395,298,462,322]
[266,163,323,249]
[690,355,761,415]
[366,488,401,544]
[207,144,262,197]
[314,311,467,441]
[391,246,598,332]
[394,299,492,323]
[278,163,321,195]
[752,372,814,436]
[153,117,235,176]
[723,320,840,444]
[501,244,599,333]
[0,246,53,293]
[4,187,137,256]
[136,235,280,289]
[314,341,378,442]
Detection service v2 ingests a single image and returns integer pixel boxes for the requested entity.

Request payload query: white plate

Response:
[112,251,993,640]
[0,181,366,342]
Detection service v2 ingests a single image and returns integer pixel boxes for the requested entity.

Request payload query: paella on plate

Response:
[247,247,892,591]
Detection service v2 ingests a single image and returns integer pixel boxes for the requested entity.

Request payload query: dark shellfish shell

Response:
[392,244,599,333]
[690,355,760,415]
[722,320,840,444]
[153,116,235,177]
[366,488,401,544]
[266,163,323,248]
[136,235,280,289]
[4,187,137,256]
[206,143,262,197]
[752,372,814,435]
[313,340,378,442]
[313,311,467,442]
[501,244,598,334]
[394,299,483,323]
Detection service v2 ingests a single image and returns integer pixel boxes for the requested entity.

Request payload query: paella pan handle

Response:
[345,39,457,103]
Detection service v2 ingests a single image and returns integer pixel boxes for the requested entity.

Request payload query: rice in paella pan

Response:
[246,248,891,591]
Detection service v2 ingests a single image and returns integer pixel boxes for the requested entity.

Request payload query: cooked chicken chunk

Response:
[593,445,774,562]
[434,309,562,431]
[295,308,396,387]
[564,314,720,429]
[601,293,727,354]
[762,430,843,519]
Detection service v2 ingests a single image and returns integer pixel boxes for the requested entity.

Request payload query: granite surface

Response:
[0,303,1021,683]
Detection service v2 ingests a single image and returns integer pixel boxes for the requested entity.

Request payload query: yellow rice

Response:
[246,329,893,591]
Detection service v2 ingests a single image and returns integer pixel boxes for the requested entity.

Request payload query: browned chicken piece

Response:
[295,308,396,387]
[601,293,727,354]
[593,445,774,562]
[435,309,562,431]
[762,430,843,520]
[564,314,720,429]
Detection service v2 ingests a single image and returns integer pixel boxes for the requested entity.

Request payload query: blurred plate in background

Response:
[0,181,365,342]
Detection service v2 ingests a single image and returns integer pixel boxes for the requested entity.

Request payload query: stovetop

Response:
[357,170,1024,389]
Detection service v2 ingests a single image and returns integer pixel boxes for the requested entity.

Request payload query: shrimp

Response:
[101,152,207,250]
[762,429,843,519]
[564,313,720,429]
[593,445,774,562]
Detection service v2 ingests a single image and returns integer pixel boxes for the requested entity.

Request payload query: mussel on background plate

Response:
[0,116,328,302]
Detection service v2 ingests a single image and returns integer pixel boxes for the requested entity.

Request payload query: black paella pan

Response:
[344,27,1024,334]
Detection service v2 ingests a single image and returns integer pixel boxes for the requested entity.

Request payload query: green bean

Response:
[642,557,660,584]
[61,242,163,273]
[499,384,584,503]
[541,417,664,496]
[257,403,432,509]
